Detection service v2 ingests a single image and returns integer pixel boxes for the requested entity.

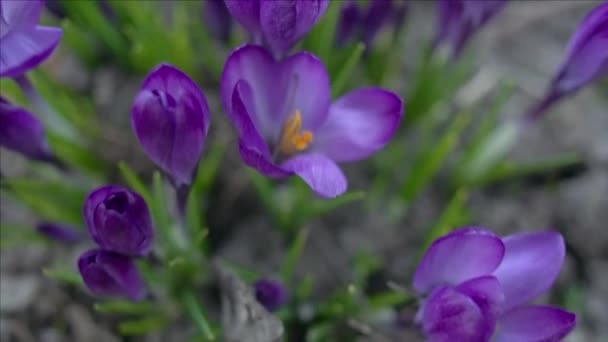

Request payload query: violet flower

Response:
[203,0,232,43]
[83,185,154,257]
[526,2,608,120]
[78,248,146,301]
[0,0,63,77]
[254,279,288,312]
[434,0,508,59]
[414,228,576,342]
[336,0,407,48]
[131,64,210,187]
[36,222,84,244]
[221,44,403,198]
[0,96,53,161]
[224,0,329,57]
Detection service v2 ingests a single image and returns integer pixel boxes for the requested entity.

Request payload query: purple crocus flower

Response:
[414,228,576,341]
[131,64,210,187]
[83,185,154,257]
[78,248,146,301]
[0,0,63,77]
[526,2,608,120]
[36,222,84,244]
[203,0,232,43]
[0,96,53,161]
[224,0,329,57]
[221,44,403,198]
[434,0,508,59]
[254,278,288,312]
[336,0,406,48]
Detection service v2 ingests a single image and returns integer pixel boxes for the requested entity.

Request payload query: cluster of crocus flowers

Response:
[221,44,403,197]
[224,0,329,58]
[433,0,508,59]
[413,228,576,341]
[525,2,607,120]
[131,63,211,189]
[0,0,63,162]
[78,186,154,301]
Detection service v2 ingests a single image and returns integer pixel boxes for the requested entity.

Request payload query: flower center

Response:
[277,110,313,157]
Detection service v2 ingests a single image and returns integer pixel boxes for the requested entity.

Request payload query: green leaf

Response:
[308,0,342,66]
[118,315,167,336]
[118,162,151,204]
[3,178,88,225]
[47,133,108,176]
[332,42,366,98]
[182,292,216,341]
[295,274,315,300]
[94,300,156,314]
[151,172,175,253]
[43,268,83,286]
[300,191,366,225]
[368,291,410,310]
[401,111,472,202]
[280,228,310,283]
[0,223,46,248]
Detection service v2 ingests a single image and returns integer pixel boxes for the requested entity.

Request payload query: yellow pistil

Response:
[278,110,313,156]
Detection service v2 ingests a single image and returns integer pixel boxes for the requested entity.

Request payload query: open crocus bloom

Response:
[414,228,576,342]
[0,0,63,77]
[221,44,403,198]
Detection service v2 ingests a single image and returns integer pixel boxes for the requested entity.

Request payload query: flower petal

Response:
[413,227,505,293]
[0,96,52,160]
[0,0,42,35]
[259,0,328,56]
[221,45,331,141]
[36,222,84,244]
[132,64,210,186]
[313,88,403,162]
[455,276,504,341]
[238,140,292,179]
[281,153,347,198]
[495,305,576,342]
[420,286,487,342]
[224,0,262,40]
[0,26,62,77]
[551,3,608,95]
[492,231,566,312]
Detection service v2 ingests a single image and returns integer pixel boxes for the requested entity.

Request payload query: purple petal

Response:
[224,0,262,41]
[203,0,232,43]
[281,153,347,198]
[132,64,210,186]
[0,0,42,36]
[455,276,504,341]
[78,249,146,301]
[0,26,62,77]
[420,286,487,342]
[36,222,84,244]
[83,185,153,257]
[551,3,608,95]
[361,0,395,46]
[313,88,402,162]
[492,231,566,312]
[221,44,331,140]
[259,0,328,56]
[336,0,360,46]
[0,96,52,160]
[238,140,292,179]
[254,278,288,312]
[413,227,505,294]
[495,305,576,342]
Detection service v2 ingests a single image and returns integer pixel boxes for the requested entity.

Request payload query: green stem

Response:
[182,292,215,341]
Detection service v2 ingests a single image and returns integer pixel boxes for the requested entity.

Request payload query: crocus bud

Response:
[526,3,607,120]
[83,185,153,257]
[0,96,54,161]
[36,222,84,244]
[78,248,145,301]
[336,0,360,47]
[0,0,63,77]
[434,0,508,59]
[224,0,329,57]
[131,63,210,187]
[254,279,288,312]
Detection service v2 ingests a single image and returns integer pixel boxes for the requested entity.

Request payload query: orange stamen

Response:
[278,110,313,156]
